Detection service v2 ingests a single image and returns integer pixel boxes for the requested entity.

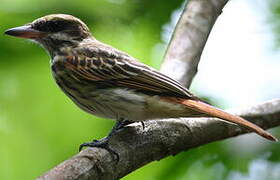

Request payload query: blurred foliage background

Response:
[0,0,279,179]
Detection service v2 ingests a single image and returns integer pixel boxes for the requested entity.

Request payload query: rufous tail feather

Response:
[174,98,277,141]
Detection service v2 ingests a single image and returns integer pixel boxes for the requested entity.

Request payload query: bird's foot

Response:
[78,121,130,161]
[79,138,119,161]
[78,120,141,162]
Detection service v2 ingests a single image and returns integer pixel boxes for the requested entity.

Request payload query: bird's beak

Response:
[4,25,46,39]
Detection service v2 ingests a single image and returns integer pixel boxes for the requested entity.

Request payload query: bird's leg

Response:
[113,119,134,132]
[79,119,133,161]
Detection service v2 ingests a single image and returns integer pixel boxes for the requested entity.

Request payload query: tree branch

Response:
[161,0,228,87]
[37,99,280,180]
[37,0,279,179]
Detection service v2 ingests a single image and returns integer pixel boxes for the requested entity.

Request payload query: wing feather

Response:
[64,45,195,98]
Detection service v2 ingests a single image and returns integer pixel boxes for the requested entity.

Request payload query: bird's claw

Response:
[79,139,119,162]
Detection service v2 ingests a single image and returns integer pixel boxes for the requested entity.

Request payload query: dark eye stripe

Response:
[33,20,73,32]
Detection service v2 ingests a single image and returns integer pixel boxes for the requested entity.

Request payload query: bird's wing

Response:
[63,45,195,98]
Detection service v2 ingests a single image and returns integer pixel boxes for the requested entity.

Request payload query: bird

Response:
[4,14,277,154]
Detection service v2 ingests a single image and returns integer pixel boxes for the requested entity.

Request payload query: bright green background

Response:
[0,0,279,179]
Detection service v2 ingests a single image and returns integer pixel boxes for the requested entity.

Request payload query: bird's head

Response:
[5,14,92,55]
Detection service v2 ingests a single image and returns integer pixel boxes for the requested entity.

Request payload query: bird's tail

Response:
[171,98,277,141]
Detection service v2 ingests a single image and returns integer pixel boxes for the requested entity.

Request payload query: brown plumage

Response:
[5,14,277,144]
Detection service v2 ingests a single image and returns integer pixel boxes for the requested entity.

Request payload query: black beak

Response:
[4,25,46,39]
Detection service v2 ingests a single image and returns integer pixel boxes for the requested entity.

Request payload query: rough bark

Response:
[37,0,279,179]
[37,99,280,180]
